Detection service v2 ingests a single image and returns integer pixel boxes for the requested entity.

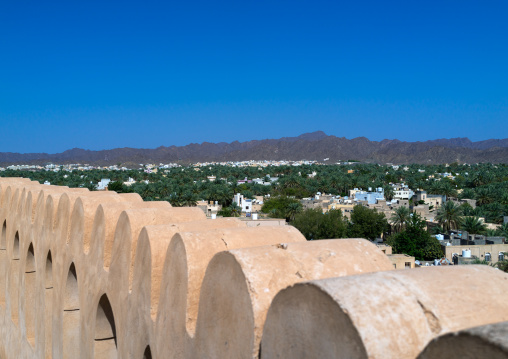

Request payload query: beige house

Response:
[442,243,508,265]
[388,254,416,269]
[376,244,415,269]
[376,244,392,255]
[196,200,222,217]
[328,203,355,218]
[426,195,443,209]
[413,204,431,221]
[415,190,443,209]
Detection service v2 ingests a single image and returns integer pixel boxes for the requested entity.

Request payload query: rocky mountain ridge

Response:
[1,131,508,166]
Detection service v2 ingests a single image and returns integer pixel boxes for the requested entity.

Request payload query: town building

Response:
[350,187,385,204]
[196,200,222,217]
[376,244,416,269]
[233,193,263,214]
[439,232,508,264]
[414,190,444,209]
[388,253,416,269]
[392,184,414,200]
[97,178,111,190]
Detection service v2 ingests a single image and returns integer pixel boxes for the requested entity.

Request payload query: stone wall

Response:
[1,177,508,358]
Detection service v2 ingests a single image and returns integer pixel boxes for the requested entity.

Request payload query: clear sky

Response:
[1,1,507,153]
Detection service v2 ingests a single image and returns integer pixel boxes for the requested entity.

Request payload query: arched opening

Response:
[63,263,80,359]
[25,243,36,347]
[13,231,19,257]
[1,221,5,249]
[10,231,20,325]
[0,220,7,306]
[143,346,152,359]
[45,251,53,359]
[94,294,117,359]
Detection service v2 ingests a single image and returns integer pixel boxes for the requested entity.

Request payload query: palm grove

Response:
[3,162,508,261]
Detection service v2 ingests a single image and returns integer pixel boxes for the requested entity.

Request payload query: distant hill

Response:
[1,131,508,166]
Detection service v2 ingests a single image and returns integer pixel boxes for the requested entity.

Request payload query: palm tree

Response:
[498,223,508,238]
[436,201,462,233]
[458,188,476,200]
[181,191,198,207]
[494,255,508,273]
[469,170,492,187]
[285,202,303,222]
[383,185,394,202]
[280,175,300,189]
[460,216,487,235]
[475,187,494,206]
[439,181,458,200]
[390,206,411,233]
[484,202,504,224]
[229,203,241,217]
[430,225,444,235]
[429,180,442,195]
[168,194,183,207]
[485,228,499,237]
[159,182,171,198]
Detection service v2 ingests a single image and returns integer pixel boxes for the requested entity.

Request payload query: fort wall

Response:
[1,178,508,358]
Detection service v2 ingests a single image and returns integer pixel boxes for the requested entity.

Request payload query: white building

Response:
[394,188,414,200]
[233,193,253,213]
[97,179,111,190]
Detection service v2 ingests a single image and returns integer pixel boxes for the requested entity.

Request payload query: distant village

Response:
[0,159,325,172]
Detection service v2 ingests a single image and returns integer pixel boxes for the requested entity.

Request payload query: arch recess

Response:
[10,231,21,325]
[0,220,7,306]
[94,294,118,359]
[44,251,53,358]
[63,263,80,359]
[143,346,152,359]
[24,243,36,347]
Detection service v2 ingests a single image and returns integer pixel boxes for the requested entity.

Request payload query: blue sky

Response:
[1,1,507,153]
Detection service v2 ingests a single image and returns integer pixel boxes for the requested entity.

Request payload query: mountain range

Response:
[1,131,508,166]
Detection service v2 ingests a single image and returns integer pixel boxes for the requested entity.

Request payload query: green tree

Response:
[430,224,444,235]
[85,182,97,191]
[390,206,411,233]
[476,187,495,206]
[387,213,443,261]
[292,209,347,240]
[383,185,394,201]
[180,191,198,207]
[459,202,475,216]
[347,205,388,240]
[107,180,125,193]
[436,201,462,233]
[460,216,487,235]
[485,228,499,237]
[494,254,508,273]
[218,206,233,217]
[286,202,303,222]
[498,223,508,238]
[229,202,241,217]
[261,196,301,220]
[439,181,458,199]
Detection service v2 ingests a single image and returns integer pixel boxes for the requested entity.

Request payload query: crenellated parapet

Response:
[1,178,508,359]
